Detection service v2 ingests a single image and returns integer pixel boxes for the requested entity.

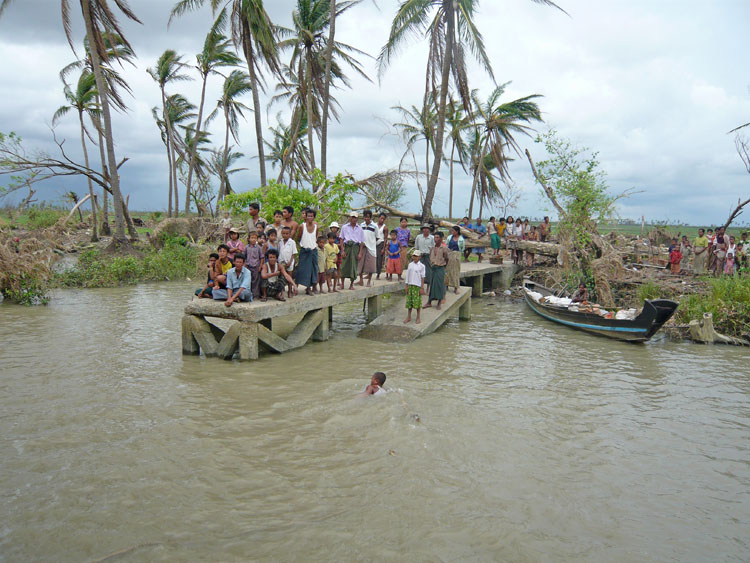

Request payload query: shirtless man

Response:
[281,205,299,241]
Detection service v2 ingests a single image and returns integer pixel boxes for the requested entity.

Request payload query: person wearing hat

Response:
[340,212,364,289]
[404,249,426,324]
[226,227,245,262]
[414,224,435,287]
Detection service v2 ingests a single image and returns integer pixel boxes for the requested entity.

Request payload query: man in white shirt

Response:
[358,209,378,287]
[278,225,298,295]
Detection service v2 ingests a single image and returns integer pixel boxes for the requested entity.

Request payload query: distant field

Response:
[598,223,748,237]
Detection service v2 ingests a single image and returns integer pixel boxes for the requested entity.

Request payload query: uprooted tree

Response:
[0,131,139,241]
[526,130,628,306]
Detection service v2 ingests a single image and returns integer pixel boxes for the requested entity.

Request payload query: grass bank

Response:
[53,239,203,288]
[674,276,750,338]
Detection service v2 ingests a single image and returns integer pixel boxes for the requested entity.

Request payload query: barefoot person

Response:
[195,252,219,298]
[212,254,252,306]
[693,228,708,274]
[385,229,403,281]
[358,210,378,287]
[414,224,435,287]
[395,217,412,271]
[375,212,387,279]
[424,232,450,310]
[404,250,426,324]
[324,231,340,292]
[297,209,320,295]
[213,244,233,290]
[245,231,264,298]
[279,226,298,298]
[340,212,364,290]
[260,249,293,301]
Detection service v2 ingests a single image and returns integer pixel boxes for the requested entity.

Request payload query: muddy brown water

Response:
[1,282,748,561]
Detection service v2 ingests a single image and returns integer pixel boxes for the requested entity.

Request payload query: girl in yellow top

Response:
[324,232,340,292]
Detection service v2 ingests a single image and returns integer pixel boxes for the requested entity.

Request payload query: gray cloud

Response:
[1,0,748,225]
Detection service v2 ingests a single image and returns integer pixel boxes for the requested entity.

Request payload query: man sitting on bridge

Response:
[213,254,253,307]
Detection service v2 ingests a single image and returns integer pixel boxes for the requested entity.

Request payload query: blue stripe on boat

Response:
[529,302,648,333]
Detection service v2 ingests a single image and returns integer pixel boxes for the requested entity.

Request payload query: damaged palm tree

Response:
[526,130,630,307]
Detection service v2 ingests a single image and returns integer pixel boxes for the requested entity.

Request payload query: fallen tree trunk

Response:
[356,184,479,239]
[689,312,749,346]
[503,239,561,256]
[54,193,91,229]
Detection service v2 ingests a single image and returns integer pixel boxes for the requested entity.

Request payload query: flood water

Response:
[1,282,748,561]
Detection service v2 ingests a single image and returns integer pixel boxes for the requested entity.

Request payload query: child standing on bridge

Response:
[404,250,426,325]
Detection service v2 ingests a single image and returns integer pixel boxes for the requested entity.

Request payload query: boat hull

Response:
[522,280,678,343]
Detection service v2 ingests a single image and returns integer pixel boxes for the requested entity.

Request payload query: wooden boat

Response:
[522,279,678,343]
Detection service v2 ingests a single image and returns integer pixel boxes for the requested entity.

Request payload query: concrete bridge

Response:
[182,261,519,361]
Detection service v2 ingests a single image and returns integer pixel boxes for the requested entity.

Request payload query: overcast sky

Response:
[1,0,748,224]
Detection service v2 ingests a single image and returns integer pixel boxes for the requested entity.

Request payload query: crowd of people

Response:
[667,227,748,276]
[198,205,540,322]
[454,215,552,267]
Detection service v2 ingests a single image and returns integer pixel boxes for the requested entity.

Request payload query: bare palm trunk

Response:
[219,109,231,201]
[172,141,180,214]
[320,0,336,178]
[242,22,267,187]
[184,74,208,216]
[162,92,174,218]
[93,93,110,235]
[468,160,480,219]
[78,111,98,241]
[479,174,486,220]
[422,2,454,220]
[448,139,455,220]
[81,0,127,240]
[306,52,317,185]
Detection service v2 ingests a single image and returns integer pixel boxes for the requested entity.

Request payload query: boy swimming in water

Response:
[363,372,386,395]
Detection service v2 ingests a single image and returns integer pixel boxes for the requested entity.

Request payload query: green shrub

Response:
[53,241,201,288]
[3,272,49,305]
[676,276,750,337]
[26,208,61,229]
[637,281,663,302]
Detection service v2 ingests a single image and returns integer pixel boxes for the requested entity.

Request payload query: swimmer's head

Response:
[371,372,386,386]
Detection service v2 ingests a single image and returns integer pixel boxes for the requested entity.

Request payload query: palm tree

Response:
[147,50,192,217]
[60,33,136,235]
[66,0,142,240]
[320,0,336,177]
[466,83,543,217]
[53,70,100,241]
[392,96,438,200]
[378,0,563,219]
[171,0,281,187]
[152,94,198,213]
[210,147,247,203]
[264,113,311,187]
[208,70,253,201]
[277,0,371,188]
[465,127,505,219]
[183,8,240,215]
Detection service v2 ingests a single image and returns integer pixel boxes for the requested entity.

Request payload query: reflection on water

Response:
[1,282,748,561]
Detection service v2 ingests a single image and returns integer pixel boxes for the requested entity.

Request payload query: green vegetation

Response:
[637,281,664,302]
[675,276,750,338]
[3,272,50,306]
[53,240,201,288]
[221,171,358,226]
